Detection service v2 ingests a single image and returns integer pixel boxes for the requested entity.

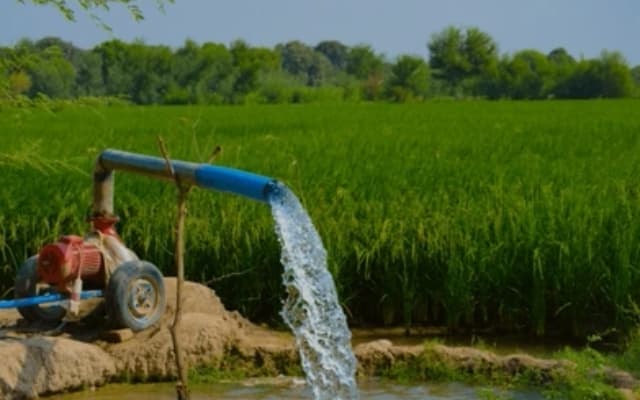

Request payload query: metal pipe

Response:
[0,290,104,309]
[93,149,278,216]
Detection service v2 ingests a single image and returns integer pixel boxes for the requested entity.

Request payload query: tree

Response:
[8,70,32,96]
[464,27,498,77]
[631,65,640,86]
[346,45,384,80]
[547,48,576,98]
[501,50,552,99]
[34,37,79,59]
[74,49,104,96]
[598,51,634,97]
[427,26,498,94]
[386,55,429,101]
[558,52,633,99]
[278,41,332,86]
[428,26,466,86]
[0,44,37,98]
[345,45,386,100]
[632,65,640,96]
[128,42,174,104]
[31,37,104,97]
[171,40,233,104]
[94,39,134,97]
[28,45,76,98]
[315,40,348,70]
[547,47,576,67]
[230,40,280,101]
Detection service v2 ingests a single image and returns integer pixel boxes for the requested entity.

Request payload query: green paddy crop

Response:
[1,100,640,338]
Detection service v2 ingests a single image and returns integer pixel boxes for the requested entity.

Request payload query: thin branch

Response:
[156,137,221,400]
[204,267,254,285]
[206,146,222,164]
[158,136,190,400]
[157,136,176,178]
[1,287,14,299]
[21,1,174,24]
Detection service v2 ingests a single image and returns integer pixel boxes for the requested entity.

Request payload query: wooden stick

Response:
[157,136,190,400]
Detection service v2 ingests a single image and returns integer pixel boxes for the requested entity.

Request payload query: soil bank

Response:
[0,279,637,399]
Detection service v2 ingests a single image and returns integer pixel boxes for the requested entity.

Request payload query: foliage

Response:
[612,329,640,376]
[19,0,173,22]
[544,348,626,400]
[345,45,385,81]
[2,101,640,339]
[632,66,640,88]
[556,52,634,99]
[229,40,280,102]
[315,40,349,70]
[28,44,76,98]
[499,50,553,99]
[427,26,498,93]
[0,31,637,103]
[277,41,333,86]
[386,55,429,102]
[382,340,629,399]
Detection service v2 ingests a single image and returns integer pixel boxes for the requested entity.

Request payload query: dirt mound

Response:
[1,280,637,399]
[0,279,297,399]
[354,339,639,398]
[354,339,572,381]
[0,337,115,400]
[106,278,258,378]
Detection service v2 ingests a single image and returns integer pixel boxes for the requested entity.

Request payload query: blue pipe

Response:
[195,165,277,203]
[93,149,278,216]
[0,290,104,309]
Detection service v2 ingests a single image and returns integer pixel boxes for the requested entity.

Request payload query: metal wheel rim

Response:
[128,278,159,319]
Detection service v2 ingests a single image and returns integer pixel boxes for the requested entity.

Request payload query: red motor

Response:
[37,235,104,292]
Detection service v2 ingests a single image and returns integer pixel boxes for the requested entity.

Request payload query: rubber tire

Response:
[106,260,166,332]
[14,256,66,323]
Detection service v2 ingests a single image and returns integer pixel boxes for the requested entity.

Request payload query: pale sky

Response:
[1,0,639,65]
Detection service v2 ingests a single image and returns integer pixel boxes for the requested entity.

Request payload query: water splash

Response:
[268,183,359,400]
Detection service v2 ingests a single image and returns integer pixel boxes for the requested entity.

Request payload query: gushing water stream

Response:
[268,183,359,400]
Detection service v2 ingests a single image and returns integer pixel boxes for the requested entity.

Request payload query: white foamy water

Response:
[268,183,359,400]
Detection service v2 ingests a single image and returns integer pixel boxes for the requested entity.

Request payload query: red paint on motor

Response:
[37,235,104,292]
[91,215,120,237]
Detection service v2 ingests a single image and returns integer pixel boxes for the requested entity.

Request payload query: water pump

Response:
[3,148,277,332]
[16,213,165,331]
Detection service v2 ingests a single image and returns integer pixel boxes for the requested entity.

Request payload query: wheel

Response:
[14,256,66,323]
[106,260,165,332]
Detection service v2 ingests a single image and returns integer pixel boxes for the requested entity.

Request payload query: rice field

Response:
[1,100,640,338]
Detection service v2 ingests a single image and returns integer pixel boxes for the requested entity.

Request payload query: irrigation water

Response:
[50,380,544,399]
[268,183,359,400]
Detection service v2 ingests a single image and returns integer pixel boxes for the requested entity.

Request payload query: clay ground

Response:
[1,279,637,399]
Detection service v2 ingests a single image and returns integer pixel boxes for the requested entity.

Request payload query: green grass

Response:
[1,100,640,338]
[382,339,636,400]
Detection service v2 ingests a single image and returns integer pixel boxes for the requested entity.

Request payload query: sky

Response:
[1,0,639,65]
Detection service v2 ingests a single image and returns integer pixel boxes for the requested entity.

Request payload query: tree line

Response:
[1,26,639,105]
